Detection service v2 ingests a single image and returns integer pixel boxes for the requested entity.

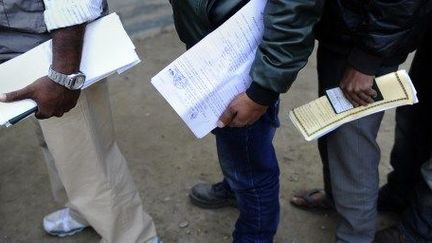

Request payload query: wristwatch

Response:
[48,66,86,90]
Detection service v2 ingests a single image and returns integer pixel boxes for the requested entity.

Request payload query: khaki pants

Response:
[34,81,156,243]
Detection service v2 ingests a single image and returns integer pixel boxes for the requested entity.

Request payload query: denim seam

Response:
[245,128,262,243]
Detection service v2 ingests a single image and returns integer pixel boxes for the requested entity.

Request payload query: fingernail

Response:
[0,94,6,102]
[217,120,225,128]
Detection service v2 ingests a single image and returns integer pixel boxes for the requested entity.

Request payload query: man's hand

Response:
[218,93,267,128]
[0,76,80,119]
[0,24,86,120]
[340,66,377,107]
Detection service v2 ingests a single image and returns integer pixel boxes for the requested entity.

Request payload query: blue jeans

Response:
[170,1,280,241]
[213,102,280,243]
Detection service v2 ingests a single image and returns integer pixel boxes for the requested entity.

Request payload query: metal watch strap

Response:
[48,66,68,87]
[48,65,85,90]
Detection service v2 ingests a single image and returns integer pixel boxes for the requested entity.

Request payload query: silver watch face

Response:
[71,74,86,90]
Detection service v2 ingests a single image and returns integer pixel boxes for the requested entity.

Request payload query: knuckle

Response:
[35,113,46,120]
[221,112,230,120]
[39,110,53,119]
[228,106,236,113]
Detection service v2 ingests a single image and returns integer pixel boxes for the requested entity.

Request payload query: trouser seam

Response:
[80,89,115,201]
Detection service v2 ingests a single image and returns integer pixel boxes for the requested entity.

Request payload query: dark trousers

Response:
[382,29,432,242]
[170,1,281,242]
[317,44,397,242]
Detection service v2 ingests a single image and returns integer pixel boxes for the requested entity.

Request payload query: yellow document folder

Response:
[289,70,418,141]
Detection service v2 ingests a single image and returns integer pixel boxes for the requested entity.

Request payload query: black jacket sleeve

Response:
[348,0,432,75]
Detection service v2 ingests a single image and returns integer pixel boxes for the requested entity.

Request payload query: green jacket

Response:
[171,0,324,105]
[174,0,430,106]
[199,0,324,105]
[211,0,430,105]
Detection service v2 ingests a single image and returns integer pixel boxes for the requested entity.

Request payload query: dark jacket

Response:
[246,0,431,105]
[315,0,432,76]
[202,0,325,105]
[247,0,324,105]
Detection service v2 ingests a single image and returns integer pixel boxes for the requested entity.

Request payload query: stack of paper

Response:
[0,13,140,126]
[152,0,266,138]
[289,70,418,141]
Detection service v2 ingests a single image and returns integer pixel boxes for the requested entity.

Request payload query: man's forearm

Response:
[51,25,86,74]
[248,0,323,105]
[351,0,432,75]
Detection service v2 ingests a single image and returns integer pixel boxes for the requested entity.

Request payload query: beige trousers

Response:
[34,81,156,243]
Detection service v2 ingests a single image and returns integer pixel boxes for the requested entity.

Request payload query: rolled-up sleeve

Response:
[43,0,103,31]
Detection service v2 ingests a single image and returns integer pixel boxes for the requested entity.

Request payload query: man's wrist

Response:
[348,47,383,76]
[51,24,85,75]
[246,82,279,106]
[48,66,86,90]
[51,63,80,75]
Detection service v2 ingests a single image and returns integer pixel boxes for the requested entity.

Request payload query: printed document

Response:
[0,13,140,126]
[289,70,418,141]
[151,0,266,138]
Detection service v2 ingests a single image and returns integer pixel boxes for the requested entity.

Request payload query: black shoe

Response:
[189,182,237,209]
[374,226,416,243]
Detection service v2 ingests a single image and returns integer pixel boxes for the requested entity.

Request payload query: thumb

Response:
[0,86,32,103]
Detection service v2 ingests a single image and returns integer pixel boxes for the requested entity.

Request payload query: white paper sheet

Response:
[0,13,140,126]
[326,87,354,114]
[152,0,266,138]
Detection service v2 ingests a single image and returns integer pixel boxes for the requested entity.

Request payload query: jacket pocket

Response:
[2,0,46,33]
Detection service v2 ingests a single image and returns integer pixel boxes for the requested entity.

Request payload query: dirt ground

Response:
[0,31,413,243]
